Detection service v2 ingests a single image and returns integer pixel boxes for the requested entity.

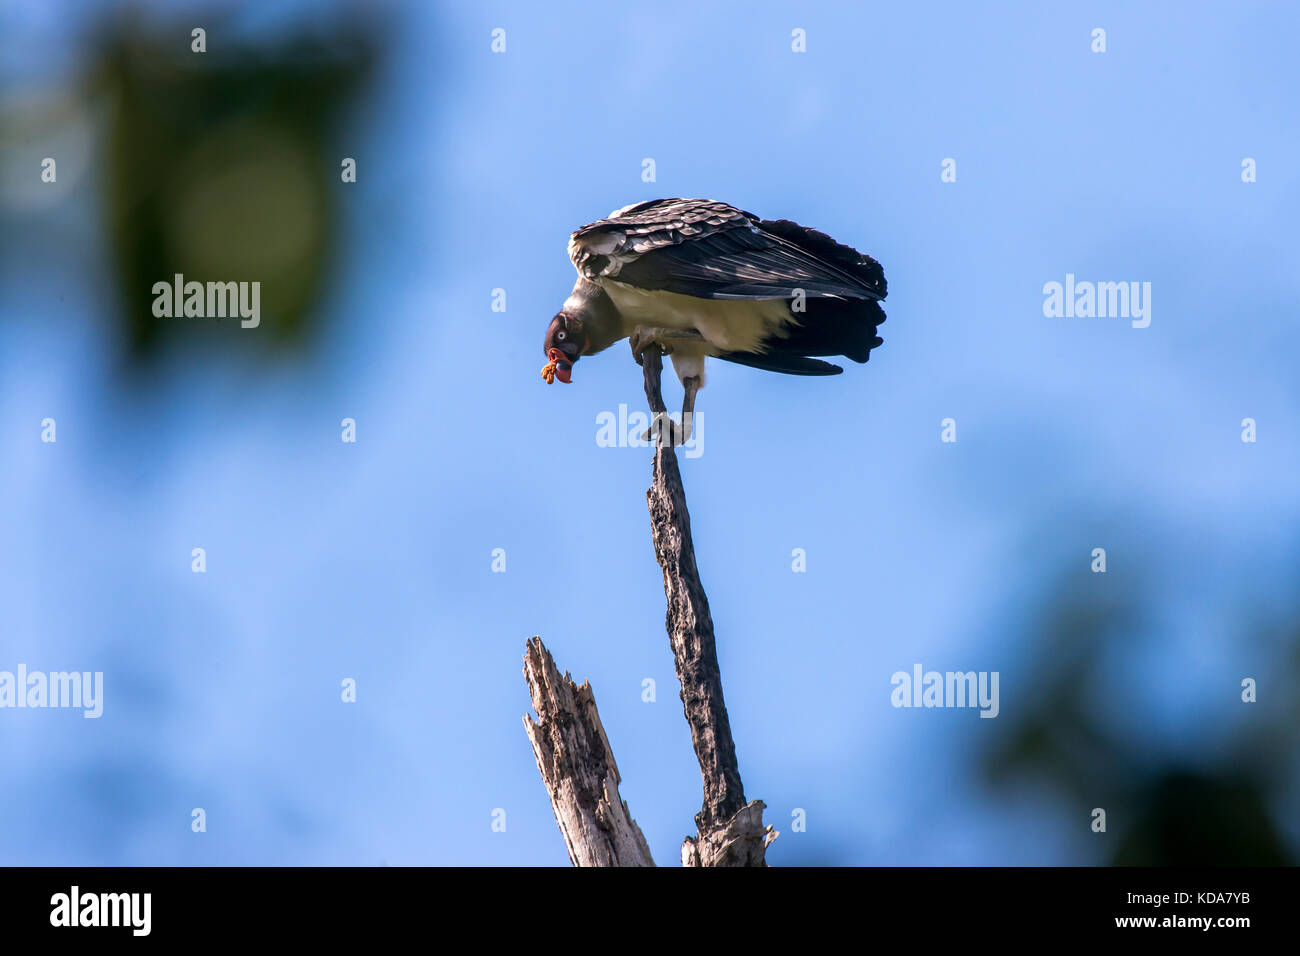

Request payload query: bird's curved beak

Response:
[543,346,573,384]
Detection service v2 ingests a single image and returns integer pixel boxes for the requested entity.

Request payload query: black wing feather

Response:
[615,228,877,300]
[570,198,885,302]
[758,219,886,299]
[713,351,844,376]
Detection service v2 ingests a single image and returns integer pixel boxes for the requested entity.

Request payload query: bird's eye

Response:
[556,330,567,341]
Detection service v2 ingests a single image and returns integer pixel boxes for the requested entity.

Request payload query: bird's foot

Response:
[640,411,693,447]
[629,326,665,366]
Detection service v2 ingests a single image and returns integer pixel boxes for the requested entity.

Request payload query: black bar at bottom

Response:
[0,865,1290,941]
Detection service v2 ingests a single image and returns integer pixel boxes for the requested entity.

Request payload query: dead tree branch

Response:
[641,348,776,867]
[522,637,655,867]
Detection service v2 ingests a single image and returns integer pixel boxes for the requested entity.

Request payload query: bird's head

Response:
[541,312,586,384]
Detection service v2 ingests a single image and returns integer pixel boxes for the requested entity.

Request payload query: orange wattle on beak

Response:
[542,347,572,384]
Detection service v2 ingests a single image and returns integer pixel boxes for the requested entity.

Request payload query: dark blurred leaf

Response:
[90,12,378,361]
[1113,771,1289,866]
[980,556,1296,865]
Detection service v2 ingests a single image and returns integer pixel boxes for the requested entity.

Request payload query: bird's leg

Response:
[640,375,701,447]
[678,375,700,444]
[629,326,707,366]
[632,327,707,446]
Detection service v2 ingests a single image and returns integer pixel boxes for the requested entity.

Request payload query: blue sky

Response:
[1,0,1297,865]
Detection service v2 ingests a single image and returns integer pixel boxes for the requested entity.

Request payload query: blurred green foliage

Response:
[983,565,1297,865]
[89,13,378,359]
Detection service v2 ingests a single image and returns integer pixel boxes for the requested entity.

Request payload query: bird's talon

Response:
[641,416,690,447]
[630,327,668,364]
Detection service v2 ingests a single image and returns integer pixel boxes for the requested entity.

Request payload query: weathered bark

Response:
[522,637,655,867]
[641,348,777,866]
[681,799,773,867]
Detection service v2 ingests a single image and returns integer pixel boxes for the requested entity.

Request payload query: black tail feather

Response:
[713,296,885,375]
[780,297,886,363]
[714,351,844,376]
